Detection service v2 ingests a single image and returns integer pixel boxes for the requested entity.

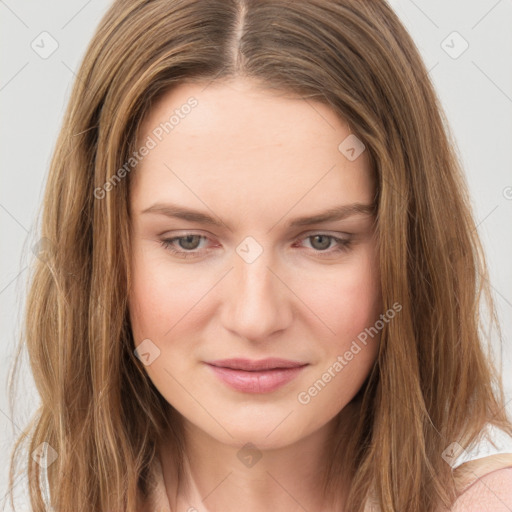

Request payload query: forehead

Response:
[131,78,374,217]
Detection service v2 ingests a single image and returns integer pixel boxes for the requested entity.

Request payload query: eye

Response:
[160,234,210,259]
[294,233,352,258]
[159,232,352,259]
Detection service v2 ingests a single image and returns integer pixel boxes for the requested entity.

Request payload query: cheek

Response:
[293,251,382,408]
[127,256,204,394]
[128,249,208,342]
[294,262,382,416]
[294,251,381,343]
[129,264,171,342]
[334,276,381,342]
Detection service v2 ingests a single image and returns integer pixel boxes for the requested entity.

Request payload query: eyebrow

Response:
[141,201,376,230]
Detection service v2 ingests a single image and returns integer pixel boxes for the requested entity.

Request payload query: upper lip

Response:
[206,358,308,371]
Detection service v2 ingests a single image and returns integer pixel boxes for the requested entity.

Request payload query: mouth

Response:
[204,358,309,393]
[206,358,308,371]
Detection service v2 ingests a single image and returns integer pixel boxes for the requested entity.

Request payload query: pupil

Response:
[180,235,200,250]
[312,235,330,250]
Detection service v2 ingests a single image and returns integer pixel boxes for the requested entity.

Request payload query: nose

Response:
[219,242,292,342]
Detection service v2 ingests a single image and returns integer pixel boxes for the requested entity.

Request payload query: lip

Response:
[204,358,308,393]
[207,358,307,371]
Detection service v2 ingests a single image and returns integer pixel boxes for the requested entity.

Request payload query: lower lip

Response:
[205,364,307,393]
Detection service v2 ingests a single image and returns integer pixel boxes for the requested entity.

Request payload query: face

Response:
[128,77,382,450]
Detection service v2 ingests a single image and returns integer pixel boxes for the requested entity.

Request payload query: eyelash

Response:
[159,233,352,259]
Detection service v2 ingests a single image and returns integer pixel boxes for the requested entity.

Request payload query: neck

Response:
[158,402,362,512]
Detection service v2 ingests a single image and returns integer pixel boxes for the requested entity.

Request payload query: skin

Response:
[128,77,383,512]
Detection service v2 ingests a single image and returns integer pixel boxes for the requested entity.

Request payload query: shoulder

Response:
[450,465,512,511]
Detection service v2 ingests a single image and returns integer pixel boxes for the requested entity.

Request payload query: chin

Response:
[191,411,318,451]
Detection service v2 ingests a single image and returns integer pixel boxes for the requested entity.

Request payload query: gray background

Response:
[1,1,511,509]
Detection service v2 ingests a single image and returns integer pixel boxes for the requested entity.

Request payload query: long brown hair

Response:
[7,0,512,511]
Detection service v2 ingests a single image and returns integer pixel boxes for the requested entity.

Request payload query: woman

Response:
[7,1,512,511]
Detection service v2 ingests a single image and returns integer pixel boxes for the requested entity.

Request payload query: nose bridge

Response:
[221,236,289,339]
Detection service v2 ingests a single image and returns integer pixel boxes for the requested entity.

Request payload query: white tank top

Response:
[448,423,512,469]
